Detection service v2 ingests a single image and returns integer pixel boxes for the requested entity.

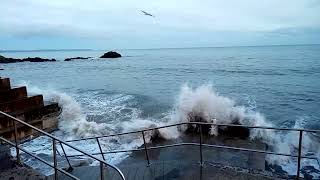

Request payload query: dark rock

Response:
[100,51,121,58]
[0,55,22,63]
[185,113,250,139]
[0,55,56,63]
[64,57,92,61]
[23,57,56,62]
[0,69,4,70]
[218,121,250,139]
[150,129,166,143]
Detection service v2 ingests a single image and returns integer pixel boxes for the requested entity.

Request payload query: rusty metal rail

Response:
[0,111,125,180]
[66,121,320,180]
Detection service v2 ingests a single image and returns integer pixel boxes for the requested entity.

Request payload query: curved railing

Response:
[0,111,125,180]
[65,121,320,180]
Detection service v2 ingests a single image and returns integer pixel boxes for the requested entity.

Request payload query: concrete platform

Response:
[51,161,286,180]
[120,134,266,170]
[49,134,283,180]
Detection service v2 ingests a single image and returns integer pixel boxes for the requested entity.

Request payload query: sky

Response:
[1,0,320,50]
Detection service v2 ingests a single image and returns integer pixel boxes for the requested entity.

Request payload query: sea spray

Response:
[17,82,320,177]
[16,82,150,169]
[168,84,273,138]
[166,84,319,174]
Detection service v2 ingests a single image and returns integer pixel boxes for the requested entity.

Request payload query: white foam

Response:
[164,84,320,176]
[15,82,319,177]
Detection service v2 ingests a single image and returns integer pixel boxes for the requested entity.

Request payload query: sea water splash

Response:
[166,84,320,177]
[16,82,156,174]
[16,82,320,177]
[167,83,279,146]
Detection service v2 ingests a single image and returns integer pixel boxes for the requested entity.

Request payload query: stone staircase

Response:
[0,77,61,141]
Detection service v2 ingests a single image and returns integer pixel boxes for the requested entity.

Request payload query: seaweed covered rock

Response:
[100,51,121,58]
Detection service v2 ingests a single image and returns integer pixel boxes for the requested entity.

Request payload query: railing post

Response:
[142,130,150,166]
[100,161,105,180]
[199,124,203,166]
[13,120,20,164]
[296,130,303,180]
[59,142,73,171]
[96,137,106,160]
[52,139,58,180]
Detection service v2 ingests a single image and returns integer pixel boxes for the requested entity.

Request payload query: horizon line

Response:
[1,43,319,52]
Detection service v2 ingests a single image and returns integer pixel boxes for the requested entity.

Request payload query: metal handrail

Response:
[0,137,79,180]
[65,121,320,180]
[66,121,320,143]
[0,111,126,180]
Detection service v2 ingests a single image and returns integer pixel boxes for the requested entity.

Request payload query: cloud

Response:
[0,0,319,49]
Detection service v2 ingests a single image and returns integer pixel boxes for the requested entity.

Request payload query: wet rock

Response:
[0,55,56,63]
[185,114,250,139]
[218,121,250,139]
[23,57,56,62]
[0,55,22,63]
[100,51,121,58]
[150,129,166,143]
[64,57,92,61]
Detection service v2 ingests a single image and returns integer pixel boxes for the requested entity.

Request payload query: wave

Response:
[17,82,320,178]
[163,84,319,177]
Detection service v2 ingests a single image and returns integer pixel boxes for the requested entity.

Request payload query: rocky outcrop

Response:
[23,57,56,62]
[64,57,92,61]
[0,55,56,63]
[185,114,250,139]
[100,51,121,58]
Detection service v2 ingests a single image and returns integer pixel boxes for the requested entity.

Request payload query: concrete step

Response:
[0,95,44,114]
[0,86,28,103]
[0,78,11,91]
[0,102,60,140]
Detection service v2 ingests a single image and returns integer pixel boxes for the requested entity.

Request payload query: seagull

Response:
[141,10,155,17]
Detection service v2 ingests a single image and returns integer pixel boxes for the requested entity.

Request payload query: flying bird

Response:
[141,10,155,17]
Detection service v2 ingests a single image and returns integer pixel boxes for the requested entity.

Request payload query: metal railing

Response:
[65,121,320,180]
[0,111,126,180]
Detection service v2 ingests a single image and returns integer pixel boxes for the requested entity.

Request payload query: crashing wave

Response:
[19,82,320,177]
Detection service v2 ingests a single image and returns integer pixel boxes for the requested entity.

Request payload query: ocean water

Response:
[1,45,320,177]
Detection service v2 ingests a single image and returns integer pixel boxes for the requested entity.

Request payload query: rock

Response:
[0,55,56,63]
[23,57,56,62]
[185,114,250,139]
[0,55,22,63]
[64,57,92,61]
[218,121,250,139]
[150,129,166,143]
[100,51,121,58]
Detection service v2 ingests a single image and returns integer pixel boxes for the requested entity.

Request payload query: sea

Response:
[1,45,320,177]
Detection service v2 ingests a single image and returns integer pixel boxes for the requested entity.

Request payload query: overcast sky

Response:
[1,0,320,50]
